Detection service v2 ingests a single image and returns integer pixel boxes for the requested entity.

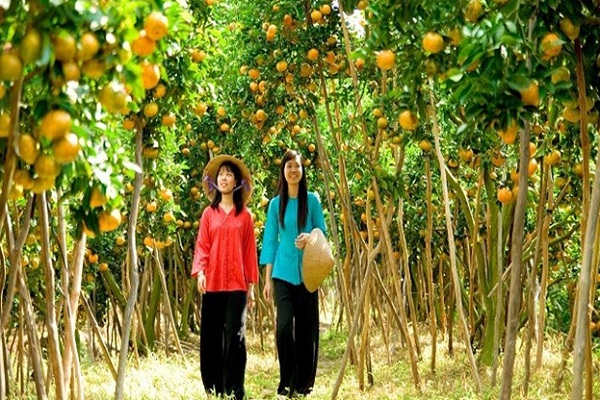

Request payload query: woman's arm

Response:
[262,263,274,301]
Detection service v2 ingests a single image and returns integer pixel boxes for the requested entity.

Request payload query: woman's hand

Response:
[196,272,206,294]
[263,278,273,302]
[247,284,256,308]
[294,232,310,249]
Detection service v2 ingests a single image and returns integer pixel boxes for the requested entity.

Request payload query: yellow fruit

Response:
[160,188,173,201]
[544,149,561,166]
[20,29,43,64]
[528,158,538,176]
[144,12,169,41]
[0,51,23,81]
[255,109,268,122]
[529,142,537,157]
[62,61,81,82]
[559,18,579,41]
[220,123,230,132]
[146,201,158,212]
[540,33,562,60]
[161,112,176,127]
[78,32,100,61]
[520,82,539,107]
[17,134,40,165]
[419,139,432,152]
[82,59,106,79]
[563,107,580,123]
[266,25,277,42]
[141,61,160,90]
[464,0,483,23]
[98,209,122,232]
[311,10,323,23]
[131,32,156,57]
[195,102,208,116]
[497,187,513,204]
[377,117,388,129]
[376,50,395,70]
[0,113,11,138]
[448,27,461,46]
[398,110,419,131]
[498,121,518,145]
[0,84,5,99]
[143,236,155,247]
[98,262,109,272]
[217,106,226,117]
[99,83,128,114]
[142,147,159,158]
[151,84,167,100]
[40,109,72,141]
[276,60,288,72]
[90,187,107,208]
[35,155,61,178]
[551,67,570,84]
[321,4,331,15]
[163,211,175,223]
[122,118,136,130]
[191,49,206,62]
[307,48,319,61]
[30,177,55,193]
[52,133,81,163]
[51,32,77,62]
[422,32,444,54]
[115,236,126,246]
[355,58,365,70]
[143,102,159,118]
[248,68,260,80]
[14,169,34,190]
[459,148,474,162]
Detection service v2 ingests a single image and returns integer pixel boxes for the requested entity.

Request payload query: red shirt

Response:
[191,205,258,292]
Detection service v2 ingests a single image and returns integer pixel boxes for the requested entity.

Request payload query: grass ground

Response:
[75,324,590,400]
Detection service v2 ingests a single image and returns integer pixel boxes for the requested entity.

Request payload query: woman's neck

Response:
[220,193,234,207]
[287,184,299,199]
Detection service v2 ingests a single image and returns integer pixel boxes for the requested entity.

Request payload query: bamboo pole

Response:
[38,192,66,400]
[499,118,531,399]
[570,123,600,400]
[0,77,23,235]
[429,79,482,393]
[115,120,144,400]
[57,189,83,400]
[424,157,437,371]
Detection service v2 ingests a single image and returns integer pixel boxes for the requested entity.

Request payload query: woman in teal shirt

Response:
[261,150,326,397]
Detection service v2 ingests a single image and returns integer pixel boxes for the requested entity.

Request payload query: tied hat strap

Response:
[204,177,249,193]
[233,179,250,192]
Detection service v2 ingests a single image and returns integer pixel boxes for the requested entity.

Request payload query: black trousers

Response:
[273,278,319,397]
[200,291,247,399]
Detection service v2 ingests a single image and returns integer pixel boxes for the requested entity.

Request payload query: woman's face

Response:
[283,154,303,185]
[217,165,236,195]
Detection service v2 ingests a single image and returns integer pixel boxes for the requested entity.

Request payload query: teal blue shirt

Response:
[260,192,327,285]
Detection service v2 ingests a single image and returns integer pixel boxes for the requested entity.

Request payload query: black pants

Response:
[200,291,247,399]
[273,278,319,397]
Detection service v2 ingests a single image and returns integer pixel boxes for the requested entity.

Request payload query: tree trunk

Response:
[115,121,144,400]
[499,121,531,400]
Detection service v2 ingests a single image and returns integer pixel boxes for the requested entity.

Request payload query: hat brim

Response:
[302,228,334,293]
[202,155,253,205]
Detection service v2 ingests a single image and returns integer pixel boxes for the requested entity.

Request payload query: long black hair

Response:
[277,150,307,230]
[210,161,244,215]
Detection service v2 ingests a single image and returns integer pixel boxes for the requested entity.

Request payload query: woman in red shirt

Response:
[191,155,258,400]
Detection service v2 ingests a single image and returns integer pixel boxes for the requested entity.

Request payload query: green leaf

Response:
[506,74,530,91]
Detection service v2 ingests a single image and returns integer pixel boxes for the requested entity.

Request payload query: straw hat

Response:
[202,155,253,205]
[302,228,334,293]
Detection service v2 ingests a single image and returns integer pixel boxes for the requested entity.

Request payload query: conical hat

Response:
[302,228,334,293]
[202,155,253,205]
